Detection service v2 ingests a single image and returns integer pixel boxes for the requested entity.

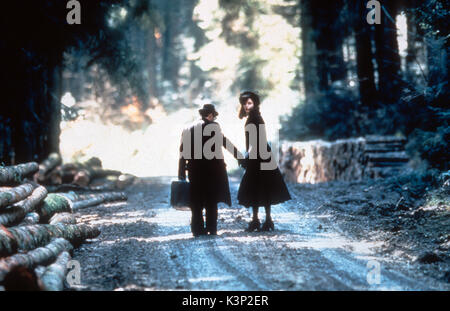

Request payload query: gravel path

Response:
[69,176,449,291]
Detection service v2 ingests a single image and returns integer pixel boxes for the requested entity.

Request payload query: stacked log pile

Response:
[279,136,409,183]
[33,153,135,191]
[0,157,129,291]
[279,138,366,184]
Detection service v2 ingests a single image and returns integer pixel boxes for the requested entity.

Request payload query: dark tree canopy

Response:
[0,0,448,171]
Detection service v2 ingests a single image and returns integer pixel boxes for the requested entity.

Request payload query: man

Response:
[178,104,243,236]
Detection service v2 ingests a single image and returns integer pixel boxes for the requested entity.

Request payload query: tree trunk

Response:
[162,0,181,88]
[0,186,48,227]
[49,213,77,225]
[19,212,40,226]
[72,192,127,210]
[0,238,72,283]
[0,225,18,258]
[39,250,71,291]
[405,12,420,82]
[374,2,402,105]
[0,163,39,185]
[0,184,36,210]
[309,0,347,91]
[0,224,100,257]
[353,0,378,109]
[34,153,62,183]
[36,194,73,224]
[1,47,62,166]
[300,0,319,99]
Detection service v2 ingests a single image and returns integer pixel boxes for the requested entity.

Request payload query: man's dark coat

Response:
[178,118,236,207]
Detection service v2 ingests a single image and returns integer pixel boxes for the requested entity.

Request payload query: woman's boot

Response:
[261,218,274,231]
[246,206,260,232]
[246,219,261,232]
[261,206,274,231]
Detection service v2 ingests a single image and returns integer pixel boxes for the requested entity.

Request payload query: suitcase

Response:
[170,180,191,210]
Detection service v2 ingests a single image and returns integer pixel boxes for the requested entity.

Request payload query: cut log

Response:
[89,167,122,179]
[72,192,127,210]
[49,223,101,246]
[45,184,91,193]
[52,191,79,202]
[1,225,53,255]
[48,167,63,185]
[60,168,77,184]
[39,251,71,291]
[49,213,77,225]
[0,224,100,257]
[19,212,40,226]
[0,238,72,283]
[0,225,18,258]
[55,163,80,184]
[36,194,73,224]
[0,163,39,185]
[87,174,135,191]
[83,157,102,168]
[73,169,91,187]
[0,183,36,210]
[0,186,48,227]
[61,163,80,171]
[34,153,62,183]
[116,174,136,189]
[89,180,117,191]
[1,266,42,291]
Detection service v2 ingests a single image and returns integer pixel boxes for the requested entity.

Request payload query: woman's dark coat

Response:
[237,109,291,207]
[178,118,232,207]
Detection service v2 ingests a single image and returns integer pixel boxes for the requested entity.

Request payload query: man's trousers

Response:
[190,203,218,236]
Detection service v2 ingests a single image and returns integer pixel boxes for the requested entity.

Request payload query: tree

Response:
[352,0,378,109]
[0,0,141,165]
[373,1,402,106]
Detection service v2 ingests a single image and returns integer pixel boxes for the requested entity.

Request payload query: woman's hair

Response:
[238,91,260,119]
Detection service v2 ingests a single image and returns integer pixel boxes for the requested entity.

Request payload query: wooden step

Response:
[364,144,405,152]
[366,151,409,163]
[367,161,408,167]
[365,135,406,144]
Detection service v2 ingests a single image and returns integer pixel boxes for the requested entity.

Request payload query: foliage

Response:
[380,168,442,200]
[282,0,449,172]
[407,126,450,171]
[401,0,450,171]
[411,0,450,38]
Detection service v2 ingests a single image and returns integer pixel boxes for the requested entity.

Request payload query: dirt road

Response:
[70,176,449,291]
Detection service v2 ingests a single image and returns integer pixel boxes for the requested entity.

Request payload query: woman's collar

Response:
[248,108,260,117]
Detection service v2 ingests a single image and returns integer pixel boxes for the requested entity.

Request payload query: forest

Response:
[0,0,448,292]
[0,0,448,172]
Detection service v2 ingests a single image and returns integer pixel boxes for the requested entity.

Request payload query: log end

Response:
[1,266,43,291]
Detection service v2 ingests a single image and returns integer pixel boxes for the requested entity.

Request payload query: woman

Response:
[237,91,291,231]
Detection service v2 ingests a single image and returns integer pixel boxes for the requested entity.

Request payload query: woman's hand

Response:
[238,158,248,169]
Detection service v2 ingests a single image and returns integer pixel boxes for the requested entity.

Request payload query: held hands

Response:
[237,158,248,169]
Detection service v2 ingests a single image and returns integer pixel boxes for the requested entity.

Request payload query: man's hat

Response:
[199,104,218,117]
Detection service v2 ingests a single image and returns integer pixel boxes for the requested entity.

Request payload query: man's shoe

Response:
[193,228,208,237]
[246,219,261,232]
